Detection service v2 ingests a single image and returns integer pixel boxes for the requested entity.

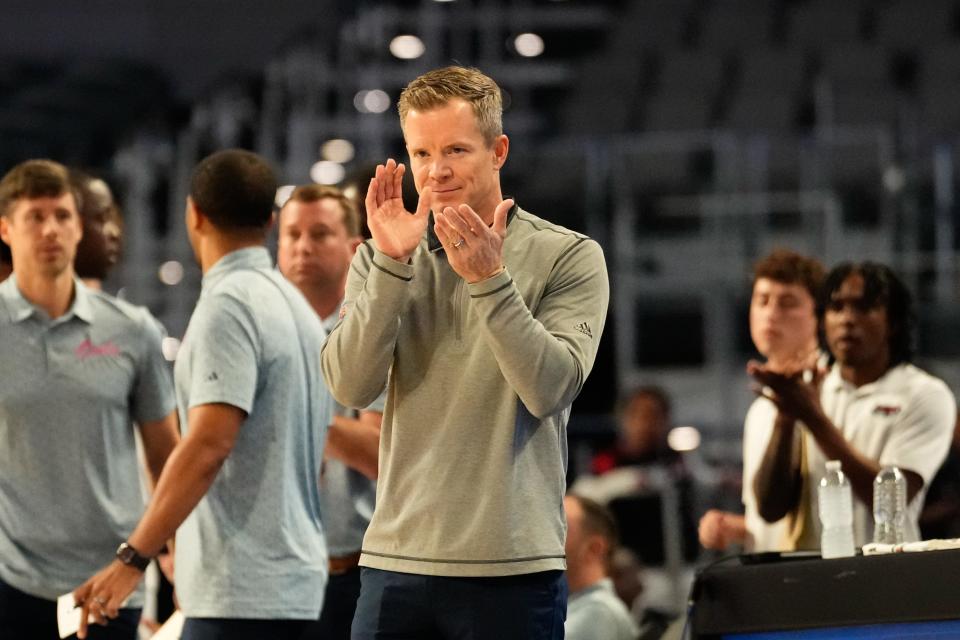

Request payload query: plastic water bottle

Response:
[818,460,856,559]
[873,466,907,544]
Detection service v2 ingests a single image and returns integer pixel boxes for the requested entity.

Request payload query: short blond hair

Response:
[398,66,503,146]
[282,184,360,237]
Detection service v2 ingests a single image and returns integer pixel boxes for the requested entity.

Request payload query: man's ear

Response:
[587,534,609,560]
[349,235,363,255]
[186,196,205,233]
[492,134,509,170]
[0,217,9,247]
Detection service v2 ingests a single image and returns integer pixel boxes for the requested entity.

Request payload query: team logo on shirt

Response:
[74,339,120,359]
[574,321,593,338]
[873,404,901,416]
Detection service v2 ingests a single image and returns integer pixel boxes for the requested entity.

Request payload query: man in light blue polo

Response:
[277,184,385,640]
[0,159,179,639]
[73,149,332,640]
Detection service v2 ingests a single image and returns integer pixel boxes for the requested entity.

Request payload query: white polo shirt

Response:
[803,363,955,546]
[742,396,791,551]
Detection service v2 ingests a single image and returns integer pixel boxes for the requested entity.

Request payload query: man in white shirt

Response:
[699,249,823,552]
[751,261,955,548]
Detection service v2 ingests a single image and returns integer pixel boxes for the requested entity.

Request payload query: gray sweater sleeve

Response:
[320,243,412,408]
[467,238,609,418]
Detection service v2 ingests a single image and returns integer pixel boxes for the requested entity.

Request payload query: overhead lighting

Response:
[275,185,296,208]
[514,33,545,58]
[310,161,346,185]
[161,337,181,362]
[158,260,184,286]
[390,35,426,60]
[354,89,391,114]
[321,139,355,163]
[667,426,702,452]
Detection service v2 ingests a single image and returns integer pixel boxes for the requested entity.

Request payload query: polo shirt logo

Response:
[74,339,120,359]
[873,404,901,416]
[574,321,593,338]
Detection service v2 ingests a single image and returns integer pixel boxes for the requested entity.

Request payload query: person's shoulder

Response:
[896,363,956,404]
[511,207,592,244]
[349,240,379,269]
[215,268,261,294]
[207,268,280,310]
[510,207,604,266]
[744,394,777,428]
[571,588,637,630]
[87,289,160,330]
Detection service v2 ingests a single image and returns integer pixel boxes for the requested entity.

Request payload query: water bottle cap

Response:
[826,460,841,472]
[875,465,904,481]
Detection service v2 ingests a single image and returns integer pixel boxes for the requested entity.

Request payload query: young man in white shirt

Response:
[751,262,955,548]
[699,249,824,552]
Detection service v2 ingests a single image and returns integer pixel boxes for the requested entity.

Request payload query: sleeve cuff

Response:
[371,248,415,282]
[467,266,513,299]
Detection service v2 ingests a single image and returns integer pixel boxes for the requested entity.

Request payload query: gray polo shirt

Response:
[320,309,385,558]
[173,247,332,620]
[0,275,175,602]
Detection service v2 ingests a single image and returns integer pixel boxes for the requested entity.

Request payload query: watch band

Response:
[115,542,151,571]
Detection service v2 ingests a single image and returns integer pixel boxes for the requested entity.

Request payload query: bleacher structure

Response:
[7,0,960,615]
[21,0,960,446]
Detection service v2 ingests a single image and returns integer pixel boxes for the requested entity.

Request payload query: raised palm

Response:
[365,159,431,261]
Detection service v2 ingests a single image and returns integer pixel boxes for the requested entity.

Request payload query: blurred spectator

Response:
[608,548,678,640]
[574,386,698,566]
[609,547,644,616]
[699,249,824,553]
[920,413,960,540]
[564,494,640,640]
[71,169,123,290]
[592,386,675,472]
[71,168,178,632]
[751,262,955,548]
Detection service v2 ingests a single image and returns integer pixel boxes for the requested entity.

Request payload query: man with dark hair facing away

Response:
[276,184,385,640]
[0,159,178,639]
[73,149,333,640]
[751,261,955,548]
[322,65,609,638]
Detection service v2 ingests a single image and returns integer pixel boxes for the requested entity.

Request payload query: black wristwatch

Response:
[115,542,151,572]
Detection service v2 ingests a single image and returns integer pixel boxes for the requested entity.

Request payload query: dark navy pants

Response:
[351,568,567,640]
[0,577,140,640]
[299,565,363,640]
[181,617,310,640]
